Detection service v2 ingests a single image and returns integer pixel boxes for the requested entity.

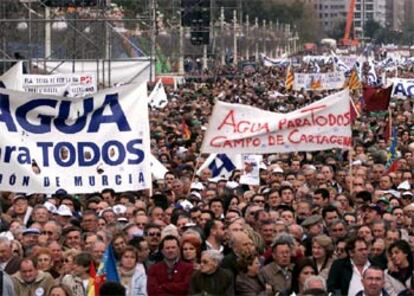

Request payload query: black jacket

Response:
[327,257,354,295]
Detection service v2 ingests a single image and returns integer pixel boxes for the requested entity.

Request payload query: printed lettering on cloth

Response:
[389,78,414,99]
[22,73,97,97]
[0,82,151,194]
[293,72,346,91]
[0,62,97,97]
[201,89,352,154]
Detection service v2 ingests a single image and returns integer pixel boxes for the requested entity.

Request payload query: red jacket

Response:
[147,260,194,296]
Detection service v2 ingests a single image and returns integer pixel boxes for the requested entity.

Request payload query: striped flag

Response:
[88,262,105,296]
[346,69,362,90]
[285,66,294,90]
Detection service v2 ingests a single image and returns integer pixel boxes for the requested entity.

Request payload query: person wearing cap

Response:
[12,257,54,296]
[56,205,73,228]
[9,194,32,227]
[21,228,41,256]
[301,215,323,256]
[363,204,382,225]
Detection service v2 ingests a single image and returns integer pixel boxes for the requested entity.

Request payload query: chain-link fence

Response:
[0,1,296,75]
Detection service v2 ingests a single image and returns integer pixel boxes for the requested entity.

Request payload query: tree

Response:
[364,19,382,40]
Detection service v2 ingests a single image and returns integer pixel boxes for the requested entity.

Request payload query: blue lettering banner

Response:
[0,83,151,193]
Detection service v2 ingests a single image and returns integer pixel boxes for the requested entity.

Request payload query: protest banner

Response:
[293,72,346,91]
[22,73,97,96]
[389,78,414,99]
[201,89,352,154]
[0,62,97,97]
[0,83,151,194]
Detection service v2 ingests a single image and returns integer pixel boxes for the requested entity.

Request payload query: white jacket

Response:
[127,263,147,296]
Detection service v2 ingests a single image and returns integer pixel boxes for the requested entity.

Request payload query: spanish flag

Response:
[181,119,191,141]
[346,69,362,90]
[285,66,294,90]
[88,262,104,296]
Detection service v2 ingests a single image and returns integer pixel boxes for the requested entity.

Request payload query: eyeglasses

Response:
[147,232,161,237]
[42,231,54,236]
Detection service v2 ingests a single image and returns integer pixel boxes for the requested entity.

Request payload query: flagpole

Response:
[186,156,204,196]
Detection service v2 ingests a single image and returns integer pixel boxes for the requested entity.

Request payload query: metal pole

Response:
[245,14,249,60]
[220,7,225,65]
[262,19,266,57]
[233,10,237,65]
[149,0,156,82]
[203,44,208,69]
[255,17,258,61]
[45,7,51,59]
[179,24,184,74]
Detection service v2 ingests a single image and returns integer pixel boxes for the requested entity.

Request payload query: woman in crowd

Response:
[188,250,234,295]
[310,234,334,280]
[33,247,60,278]
[236,253,271,296]
[181,236,201,269]
[59,249,80,280]
[290,257,318,295]
[47,284,73,296]
[112,232,128,260]
[385,240,414,295]
[118,246,147,296]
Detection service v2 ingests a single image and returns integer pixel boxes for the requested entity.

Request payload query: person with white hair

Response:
[188,250,234,295]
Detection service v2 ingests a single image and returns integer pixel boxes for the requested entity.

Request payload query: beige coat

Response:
[12,270,55,296]
[259,262,293,294]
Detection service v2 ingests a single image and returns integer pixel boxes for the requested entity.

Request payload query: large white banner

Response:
[23,73,97,96]
[201,89,352,154]
[293,72,346,91]
[389,78,414,99]
[0,62,97,97]
[0,83,151,194]
[35,60,152,87]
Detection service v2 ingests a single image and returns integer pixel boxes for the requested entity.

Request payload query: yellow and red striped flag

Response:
[346,69,362,90]
[285,66,294,90]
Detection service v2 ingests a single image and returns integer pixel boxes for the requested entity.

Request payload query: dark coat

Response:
[4,256,21,275]
[188,267,234,296]
[355,289,390,296]
[327,257,354,296]
[147,260,194,296]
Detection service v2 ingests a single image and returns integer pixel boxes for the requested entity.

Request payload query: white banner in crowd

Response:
[389,78,414,99]
[0,83,151,194]
[0,62,24,90]
[149,80,168,109]
[201,89,352,154]
[22,73,97,96]
[0,62,97,97]
[293,71,346,91]
[197,154,243,180]
[34,60,152,87]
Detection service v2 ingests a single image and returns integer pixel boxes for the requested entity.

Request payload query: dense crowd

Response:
[1,56,414,296]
